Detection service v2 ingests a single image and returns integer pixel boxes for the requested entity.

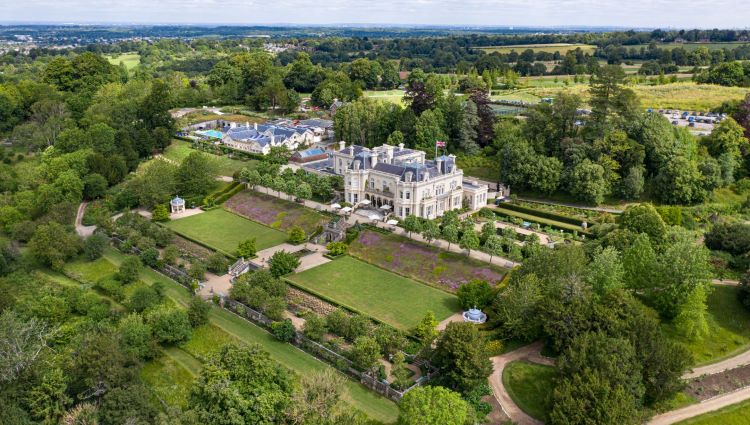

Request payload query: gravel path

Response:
[648,386,750,425]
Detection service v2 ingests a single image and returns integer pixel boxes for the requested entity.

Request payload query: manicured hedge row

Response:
[491,208,593,238]
[501,202,588,226]
[213,184,245,205]
[203,181,243,207]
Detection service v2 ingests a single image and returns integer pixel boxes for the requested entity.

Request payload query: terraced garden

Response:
[225,190,329,233]
[349,230,508,292]
[286,256,460,331]
[165,208,287,255]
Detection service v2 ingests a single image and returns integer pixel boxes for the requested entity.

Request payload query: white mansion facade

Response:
[332,142,488,219]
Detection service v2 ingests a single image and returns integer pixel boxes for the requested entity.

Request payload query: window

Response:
[450,180,456,190]
[399,207,403,217]
[400,191,403,199]
[406,192,410,200]
[353,194,358,203]
[370,180,375,189]
[405,207,410,215]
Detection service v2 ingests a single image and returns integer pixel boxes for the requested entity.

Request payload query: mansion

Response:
[221,122,315,155]
[332,142,488,219]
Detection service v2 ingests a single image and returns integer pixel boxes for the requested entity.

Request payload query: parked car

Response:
[688,122,696,127]
[671,120,679,125]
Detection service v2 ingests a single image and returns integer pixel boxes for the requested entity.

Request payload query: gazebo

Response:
[170,196,186,214]
[462,308,487,324]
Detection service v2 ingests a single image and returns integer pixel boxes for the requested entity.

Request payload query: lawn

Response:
[492,206,589,234]
[102,248,398,423]
[225,190,329,234]
[676,398,750,425]
[286,256,460,331]
[164,140,258,177]
[180,324,238,361]
[165,208,287,255]
[363,89,406,105]
[502,360,557,421]
[664,285,750,366]
[64,257,119,284]
[348,230,508,292]
[140,348,197,409]
[477,43,597,55]
[106,52,140,69]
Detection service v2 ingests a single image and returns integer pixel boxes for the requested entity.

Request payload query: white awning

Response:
[330,203,341,209]
[360,199,371,205]
[341,207,352,213]
[380,204,392,210]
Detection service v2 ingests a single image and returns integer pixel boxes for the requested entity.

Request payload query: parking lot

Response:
[655,109,725,136]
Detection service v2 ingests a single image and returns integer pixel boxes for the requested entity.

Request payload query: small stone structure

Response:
[170,196,186,214]
[462,308,487,324]
[314,216,348,244]
[228,257,251,278]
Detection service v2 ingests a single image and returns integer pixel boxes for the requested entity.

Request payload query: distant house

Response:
[329,99,344,115]
[222,122,314,155]
[290,148,329,164]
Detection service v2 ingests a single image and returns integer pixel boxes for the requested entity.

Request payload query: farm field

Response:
[348,230,508,292]
[164,139,259,176]
[502,360,557,421]
[664,285,750,366]
[630,41,750,51]
[363,89,406,105]
[477,43,597,55]
[286,256,460,331]
[676,398,750,425]
[101,248,399,422]
[225,190,329,233]
[165,208,287,255]
[105,52,140,69]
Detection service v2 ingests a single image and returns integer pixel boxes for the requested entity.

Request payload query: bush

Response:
[237,238,257,258]
[326,309,350,338]
[151,204,170,222]
[269,250,300,277]
[288,225,307,244]
[303,313,327,341]
[140,248,161,268]
[117,256,142,284]
[705,222,750,256]
[146,307,192,344]
[187,296,210,327]
[326,241,348,256]
[206,252,229,274]
[128,284,165,313]
[96,277,125,302]
[456,279,493,310]
[83,233,108,260]
[263,296,287,321]
[272,319,296,342]
[189,260,207,280]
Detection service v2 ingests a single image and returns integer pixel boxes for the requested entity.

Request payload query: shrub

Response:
[269,250,300,277]
[140,248,160,268]
[151,204,170,222]
[206,252,228,274]
[272,319,296,342]
[96,277,125,302]
[326,241,348,256]
[117,256,142,284]
[188,260,207,280]
[303,313,327,341]
[128,284,165,313]
[326,309,350,338]
[288,225,307,244]
[456,279,493,310]
[187,296,210,327]
[83,233,108,261]
[146,307,192,344]
[263,296,287,321]
[705,222,750,255]
[237,238,257,258]
[162,245,179,265]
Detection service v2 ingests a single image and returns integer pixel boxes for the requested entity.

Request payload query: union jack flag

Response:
[436,140,446,148]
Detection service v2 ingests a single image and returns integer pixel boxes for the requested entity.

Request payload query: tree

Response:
[206,252,228,274]
[237,238,257,258]
[415,109,447,154]
[269,250,300,277]
[402,215,423,237]
[302,313,327,341]
[442,224,459,250]
[459,100,480,154]
[550,368,638,425]
[622,233,657,290]
[286,369,358,425]
[432,322,493,392]
[421,220,441,244]
[414,311,439,348]
[98,385,156,425]
[118,313,156,360]
[619,203,667,245]
[653,156,706,205]
[176,152,217,197]
[350,336,381,372]
[188,260,207,281]
[326,241,348,257]
[674,285,710,341]
[459,228,480,256]
[128,284,165,313]
[491,273,543,341]
[587,246,624,295]
[146,307,192,344]
[288,225,307,244]
[83,233,108,260]
[569,159,609,204]
[272,319,296,342]
[28,222,81,270]
[187,296,210,328]
[397,386,470,425]
[483,234,504,263]
[190,344,294,424]
[83,173,108,200]
[117,256,142,284]
[0,311,51,383]
[457,279,493,310]
[24,367,71,424]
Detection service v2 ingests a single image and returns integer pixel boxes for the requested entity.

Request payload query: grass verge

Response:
[502,360,557,421]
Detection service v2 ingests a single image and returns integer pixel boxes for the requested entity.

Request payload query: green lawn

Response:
[502,360,557,421]
[676,398,750,425]
[140,348,197,409]
[106,52,141,69]
[180,324,238,361]
[665,285,750,366]
[492,206,587,233]
[165,208,287,255]
[286,256,460,331]
[102,249,398,423]
[64,257,119,284]
[164,140,258,176]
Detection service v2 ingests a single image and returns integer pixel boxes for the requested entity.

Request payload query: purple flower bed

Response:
[349,230,507,293]
[225,191,327,233]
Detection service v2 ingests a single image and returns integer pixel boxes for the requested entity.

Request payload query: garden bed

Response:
[225,190,329,234]
[348,230,508,292]
[490,207,592,236]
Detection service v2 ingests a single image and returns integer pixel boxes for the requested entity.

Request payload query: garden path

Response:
[75,202,96,238]
[436,312,464,331]
[648,386,750,425]
[488,341,551,425]
[684,349,750,380]
[283,311,307,331]
[472,221,552,246]
[199,272,233,298]
[170,207,204,220]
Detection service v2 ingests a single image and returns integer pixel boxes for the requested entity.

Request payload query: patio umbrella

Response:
[341,207,352,213]
[330,203,341,209]
[360,199,371,205]
[386,220,399,225]
[368,213,380,221]
[380,204,392,210]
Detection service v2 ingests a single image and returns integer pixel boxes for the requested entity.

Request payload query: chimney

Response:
[246,121,250,128]
[270,135,275,145]
[348,146,354,155]
[398,143,404,151]
[370,154,377,168]
[339,140,346,151]
[436,156,444,174]
[254,122,258,130]
[353,160,361,170]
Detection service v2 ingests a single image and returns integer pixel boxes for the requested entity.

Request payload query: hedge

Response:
[154,222,238,261]
[500,202,588,226]
[490,207,593,237]
[203,181,242,206]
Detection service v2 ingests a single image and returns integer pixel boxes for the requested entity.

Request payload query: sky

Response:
[3,0,749,28]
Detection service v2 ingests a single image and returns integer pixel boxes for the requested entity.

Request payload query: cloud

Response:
[2,0,749,28]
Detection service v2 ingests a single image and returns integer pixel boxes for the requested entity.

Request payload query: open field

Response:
[348,230,508,292]
[286,256,460,331]
[664,285,750,366]
[164,140,259,176]
[630,42,750,51]
[676,398,750,424]
[502,360,557,421]
[105,52,140,69]
[522,82,750,111]
[225,190,329,233]
[477,43,597,55]
[166,208,287,255]
[101,248,398,422]
[363,89,406,105]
